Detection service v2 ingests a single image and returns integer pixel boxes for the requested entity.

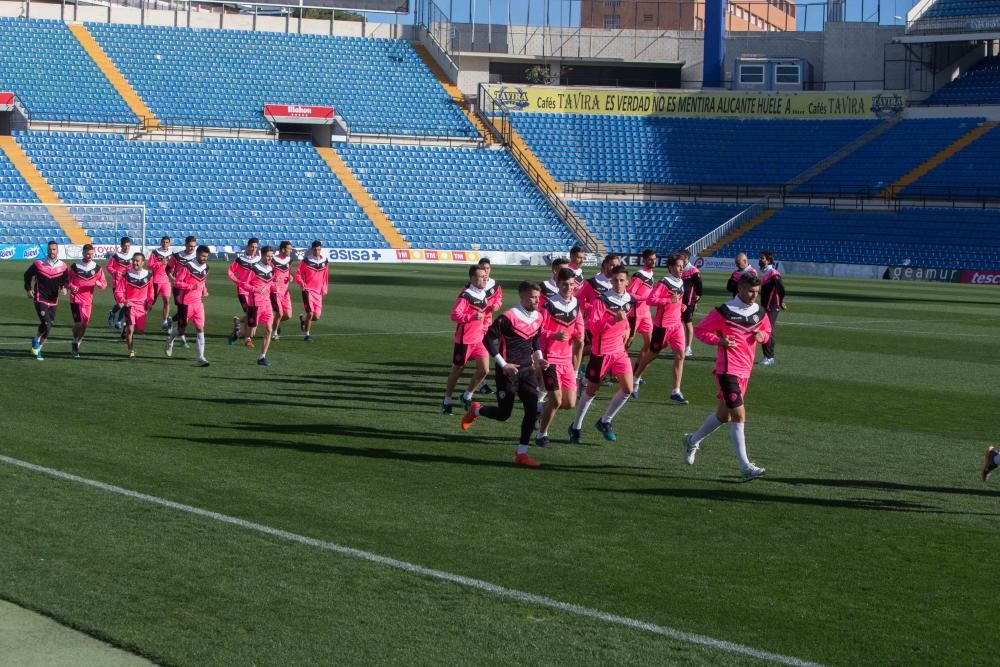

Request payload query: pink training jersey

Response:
[575,272,613,317]
[168,250,196,285]
[173,260,209,304]
[105,251,131,288]
[539,294,584,364]
[647,275,684,328]
[483,278,502,326]
[694,298,772,378]
[294,253,329,295]
[451,284,490,345]
[228,253,260,296]
[147,248,172,284]
[239,262,277,307]
[538,278,559,306]
[67,261,107,305]
[587,291,634,356]
[627,268,655,322]
[760,265,784,311]
[272,255,293,297]
[114,269,155,310]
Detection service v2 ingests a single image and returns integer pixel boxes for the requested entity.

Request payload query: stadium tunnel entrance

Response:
[263,104,349,147]
[0,92,29,135]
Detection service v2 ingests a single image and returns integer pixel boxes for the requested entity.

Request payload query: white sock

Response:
[258,353,265,361]
[517,444,529,455]
[672,387,681,394]
[72,337,79,345]
[462,390,473,402]
[443,396,453,405]
[993,451,1000,466]
[691,414,723,444]
[573,392,596,429]
[730,422,751,470]
[601,390,630,423]
[539,431,548,438]
[167,328,178,343]
[196,332,205,358]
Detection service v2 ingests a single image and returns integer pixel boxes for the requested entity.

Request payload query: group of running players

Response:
[22,235,330,366]
[445,246,788,478]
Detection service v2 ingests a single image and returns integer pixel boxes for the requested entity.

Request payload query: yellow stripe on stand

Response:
[316,147,410,250]
[0,137,91,244]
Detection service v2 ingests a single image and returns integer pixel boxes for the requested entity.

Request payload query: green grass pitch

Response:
[0,261,998,666]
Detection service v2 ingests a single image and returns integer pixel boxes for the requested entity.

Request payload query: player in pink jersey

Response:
[678,249,702,357]
[460,281,545,468]
[682,271,772,480]
[632,253,689,404]
[568,245,586,284]
[237,245,278,366]
[982,446,1000,481]
[538,257,569,306]
[105,236,132,330]
[626,249,656,374]
[165,245,212,366]
[757,250,787,366]
[114,252,156,358]
[295,240,329,342]
[473,257,503,396]
[66,243,107,358]
[270,241,295,341]
[535,268,585,447]
[166,235,198,349]
[726,252,758,296]
[573,253,621,384]
[24,241,68,361]
[146,236,174,332]
[228,237,260,345]
[569,265,635,443]
[441,264,492,415]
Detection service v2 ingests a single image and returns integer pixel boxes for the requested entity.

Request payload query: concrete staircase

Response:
[315,147,410,250]
[412,44,495,145]
[0,137,91,244]
[700,208,776,257]
[67,23,161,131]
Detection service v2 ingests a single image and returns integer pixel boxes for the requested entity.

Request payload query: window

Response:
[775,64,801,84]
[643,13,654,22]
[739,64,765,84]
[604,14,621,28]
[604,0,621,6]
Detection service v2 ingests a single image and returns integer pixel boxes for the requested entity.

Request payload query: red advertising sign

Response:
[263,104,335,125]
[0,92,15,111]
[960,270,1000,285]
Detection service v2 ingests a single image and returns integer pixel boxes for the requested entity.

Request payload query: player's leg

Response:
[157,283,172,331]
[70,304,84,358]
[596,354,633,441]
[32,302,52,359]
[442,344,470,414]
[682,375,734,465]
[536,365,562,445]
[242,307,258,348]
[190,302,208,366]
[759,309,779,365]
[667,326,689,404]
[463,349,489,407]
[513,371,541,467]
[725,377,763,479]
[981,446,999,482]
[463,371,514,430]
[257,307,273,366]
[123,307,135,356]
[166,302,189,356]
[570,355,604,443]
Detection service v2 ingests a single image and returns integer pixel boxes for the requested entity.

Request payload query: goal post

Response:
[0,203,147,253]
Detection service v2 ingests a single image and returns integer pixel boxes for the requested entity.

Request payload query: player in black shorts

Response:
[678,249,702,357]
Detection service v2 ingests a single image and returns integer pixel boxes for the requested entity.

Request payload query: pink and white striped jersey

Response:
[587,291,634,356]
[272,255,293,296]
[647,275,685,328]
[627,268,655,321]
[576,273,613,317]
[173,260,209,305]
[114,269,155,310]
[694,297,772,378]
[67,261,107,305]
[228,253,260,296]
[294,253,329,295]
[451,285,490,345]
[239,263,276,307]
[147,248,172,284]
[539,294,584,364]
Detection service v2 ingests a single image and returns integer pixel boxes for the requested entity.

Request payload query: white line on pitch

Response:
[0,454,820,667]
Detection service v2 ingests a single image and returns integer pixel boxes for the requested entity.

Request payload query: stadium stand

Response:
[905,121,1000,195]
[713,205,1000,268]
[85,22,478,137]
[0,18,138,124]
[926,56,1000,106]
[14,132,389,248]
[507,114,879,186]
[0,145,65,243]
[336,143,577,251]
[920,0,1000,20]
[801,118,987,194]
[568,200,741,255]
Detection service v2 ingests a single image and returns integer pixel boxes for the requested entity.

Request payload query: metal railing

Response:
[478,84,602,253]
[686,198,770,257]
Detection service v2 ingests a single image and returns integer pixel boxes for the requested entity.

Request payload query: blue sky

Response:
[364,0,923,30]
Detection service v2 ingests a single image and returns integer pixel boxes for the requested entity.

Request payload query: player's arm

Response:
[23,263,37,298]
[321,265,329,296]
[755,312,773,344]
[646,282,669,307]
[227,261,241,285]
[691,273,703,298]
[483,317,517,374]
[776,277,787,308]
[96,267,108,290]
[726,275,738,294]
[693,310,724,346]
[450,297,476,323]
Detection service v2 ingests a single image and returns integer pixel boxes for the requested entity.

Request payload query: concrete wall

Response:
[0,1,409,38]
[726,31,825,85]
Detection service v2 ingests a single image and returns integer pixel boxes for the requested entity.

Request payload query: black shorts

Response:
[175,302,189,327]
[648,326,672,354]
[585,354,604,383]
[35,301,56,324]
[246,306,259,328]
[681,301,698,323]
[70,303,83,324]
[238,293,250,312]
[541,365,560,392]
[716,373,746,409]
[496,366,539,400]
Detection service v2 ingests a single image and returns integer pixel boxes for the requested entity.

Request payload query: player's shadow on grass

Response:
[589,487,1000,516]
[187,422,514,446]
[766,476,1000,498]
[791,290,999,306]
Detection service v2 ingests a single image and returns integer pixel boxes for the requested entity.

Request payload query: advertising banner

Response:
[960,270,1000,285]
[884,266,961,282]
[485,85,904,119]
[0,92,15,112]
[0,244,41,261]
[263,104,335,125]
